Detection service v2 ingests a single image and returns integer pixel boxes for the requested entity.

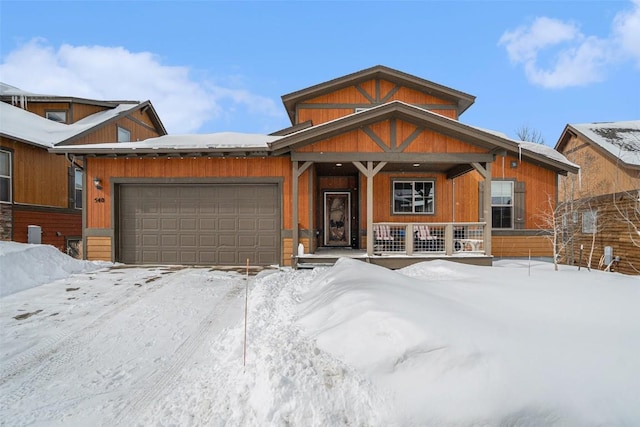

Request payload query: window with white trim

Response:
[0,149,11,203]
[46,110,67,123]
[393,180,434,214]
[582,210,597,233]
[74,168,83,209]
[491,181,513,228]
[117,126,131,142]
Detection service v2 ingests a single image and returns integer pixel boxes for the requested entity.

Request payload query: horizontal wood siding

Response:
[492,235,553,257]
[283,237,309,266]
[13,208,81,250]
[85,156,293,229]
[562,194,640,275]
[87,236,112,261]
[559,134,640,200]
[1,138,70,207]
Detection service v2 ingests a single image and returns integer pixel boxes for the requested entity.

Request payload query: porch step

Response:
[296,262,336,269]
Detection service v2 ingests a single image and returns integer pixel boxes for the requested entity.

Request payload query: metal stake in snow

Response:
[243,258,249,367]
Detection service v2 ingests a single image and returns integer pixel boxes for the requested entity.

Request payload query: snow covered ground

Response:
[1,242,639,426]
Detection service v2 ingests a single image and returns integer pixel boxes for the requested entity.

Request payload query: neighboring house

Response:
[0,83,166,257]
[555,120,640,275]
[51,65,578,268]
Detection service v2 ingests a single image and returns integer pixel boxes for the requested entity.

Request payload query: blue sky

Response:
[1,1,639,146]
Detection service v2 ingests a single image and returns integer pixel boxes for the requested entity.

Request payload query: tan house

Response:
[51,65,578,268]
[555,120,640,274]
[0,83,166,256]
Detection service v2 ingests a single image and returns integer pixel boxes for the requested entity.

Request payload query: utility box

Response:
[28,225,42,244]
[604,246,613,265]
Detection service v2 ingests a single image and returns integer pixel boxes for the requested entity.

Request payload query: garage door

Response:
[118,184,280,265]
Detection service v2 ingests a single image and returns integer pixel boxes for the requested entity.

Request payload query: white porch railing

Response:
[372,222,487,256]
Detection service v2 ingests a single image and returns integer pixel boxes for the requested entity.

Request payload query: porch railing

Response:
[372,222,486,256]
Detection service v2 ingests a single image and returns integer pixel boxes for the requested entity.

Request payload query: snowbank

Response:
[0,241,111,297]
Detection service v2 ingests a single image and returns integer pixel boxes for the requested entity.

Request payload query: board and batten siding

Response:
[1,139,70,208]
[86,156,295,229]
[296,78,458,126]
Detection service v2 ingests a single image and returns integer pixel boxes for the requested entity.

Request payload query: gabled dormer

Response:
[281,65,475,126]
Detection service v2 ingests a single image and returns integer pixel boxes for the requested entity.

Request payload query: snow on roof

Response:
[0,102,139,148]
[63,132,284,152]
[571,120,640,166]
[0,82,50,97]
[467,124,579,170]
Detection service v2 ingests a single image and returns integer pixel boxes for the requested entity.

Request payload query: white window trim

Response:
[0,149,11,204]
[45,110,67,123]
[74,168,83,209]
[117,126,131,142]
[582,210,597,234]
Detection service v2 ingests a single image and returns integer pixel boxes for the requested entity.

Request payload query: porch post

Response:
[292,161,299,263]
[484,162,492,255]
[366,162,374,256]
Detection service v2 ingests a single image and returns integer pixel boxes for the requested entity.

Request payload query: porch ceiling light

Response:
[336,163,343,167]
[412,163,420,167]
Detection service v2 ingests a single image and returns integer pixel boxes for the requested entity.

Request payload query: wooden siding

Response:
[87,236,112,261]
[296,119,486,154]
[24,102,105,123]
[296,78,458,126]
[561,193,640,275]
[13,208,81,251]
[283,237,309,266]
[559,134,640,201]
[1,138,70,207]
[85,156,293,229]
[492,235,553,257]
[70,115,161,145]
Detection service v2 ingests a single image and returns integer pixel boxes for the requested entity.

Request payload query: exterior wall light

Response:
[510,160,518,168]
[93,177,103,190]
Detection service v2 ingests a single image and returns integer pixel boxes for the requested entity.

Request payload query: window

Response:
[582,210,597,233]
[74,168,83,209]
[0,149,11,203]
[491,181,513,228]
[46,111,67,123]
[117,126,131,142]
[393,180,434,214]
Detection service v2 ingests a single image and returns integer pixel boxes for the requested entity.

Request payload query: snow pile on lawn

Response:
[0,241,111,297]
[1,243,639,426]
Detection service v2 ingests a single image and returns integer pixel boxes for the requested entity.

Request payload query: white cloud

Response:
[613,0,640,67]
[0,38,283,134]
[499,1,640,89]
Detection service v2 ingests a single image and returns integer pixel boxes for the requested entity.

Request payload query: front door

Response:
[324,191,351,246]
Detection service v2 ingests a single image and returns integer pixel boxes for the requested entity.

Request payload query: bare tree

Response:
[516,125,545,145]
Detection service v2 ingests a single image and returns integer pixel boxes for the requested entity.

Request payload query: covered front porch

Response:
[293,220,492,269]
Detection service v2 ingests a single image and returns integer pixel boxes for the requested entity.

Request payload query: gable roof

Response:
[281,65,476,124]
[271,101,579,174]
[0,100,161,148]
[53,101,578,176]
[555,120,640,168]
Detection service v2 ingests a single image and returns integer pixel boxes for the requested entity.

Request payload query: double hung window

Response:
[491,181,513,228]
[0,149,11,203]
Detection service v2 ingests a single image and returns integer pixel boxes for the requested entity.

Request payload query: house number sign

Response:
[94,197,106,203]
